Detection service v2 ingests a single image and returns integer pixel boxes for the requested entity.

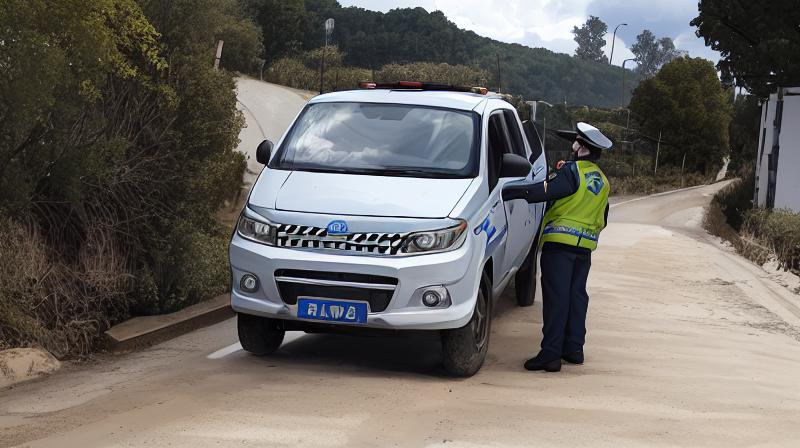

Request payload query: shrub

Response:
[742,208,800,273]
[0,0,247,356]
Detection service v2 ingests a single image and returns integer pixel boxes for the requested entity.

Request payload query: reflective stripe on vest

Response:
[539,160,609,251]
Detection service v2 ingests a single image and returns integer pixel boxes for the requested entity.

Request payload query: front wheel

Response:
[441,272,492,377]
[238,313,285,356]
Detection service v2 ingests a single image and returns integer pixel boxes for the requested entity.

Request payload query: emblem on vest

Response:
[585,171,604,196]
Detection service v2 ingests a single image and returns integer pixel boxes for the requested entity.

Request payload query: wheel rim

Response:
[472,289,489,352]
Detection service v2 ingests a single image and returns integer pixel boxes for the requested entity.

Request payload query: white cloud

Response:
[338,0,719,63]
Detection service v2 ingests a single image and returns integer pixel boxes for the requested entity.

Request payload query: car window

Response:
[502,110,526,157]
[271,102,479,178]
[487,112,513,191]
[522,120,543,162]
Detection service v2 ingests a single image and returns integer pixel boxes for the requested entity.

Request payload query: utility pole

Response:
[620,58,636,108]
[496,53,501,93]
[214,40,224,70]
[654,130,662,175]
[680,152,687,187]
[609,23,628,65]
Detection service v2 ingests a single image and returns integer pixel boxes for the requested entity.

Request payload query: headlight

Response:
[401,221,467,254]
[237,213,277,245]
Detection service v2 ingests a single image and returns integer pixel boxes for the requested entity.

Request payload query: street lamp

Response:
[320,18,335,94]
[609,23,627,66]
[620,58,636,108]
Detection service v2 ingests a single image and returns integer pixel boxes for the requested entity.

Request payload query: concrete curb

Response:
[104,294,234,353]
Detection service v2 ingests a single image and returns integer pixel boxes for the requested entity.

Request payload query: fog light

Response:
[240,274,259,293]
[422,290,442,307]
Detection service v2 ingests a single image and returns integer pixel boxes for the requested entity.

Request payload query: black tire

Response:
[514,237,539,307]
[441,271,492,377]
[237,313,285,356]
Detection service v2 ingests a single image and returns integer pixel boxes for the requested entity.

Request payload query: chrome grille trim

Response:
[276,224,408,255]
[274,276,397,291]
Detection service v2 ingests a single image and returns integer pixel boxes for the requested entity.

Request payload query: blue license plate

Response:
[297,298,368,324]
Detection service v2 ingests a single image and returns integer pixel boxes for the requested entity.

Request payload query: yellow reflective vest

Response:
[540,160,609,251]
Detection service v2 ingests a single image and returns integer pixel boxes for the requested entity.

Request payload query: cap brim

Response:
[556,130,578,141]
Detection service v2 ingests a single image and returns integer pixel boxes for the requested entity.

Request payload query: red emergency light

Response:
[358,81,488,95]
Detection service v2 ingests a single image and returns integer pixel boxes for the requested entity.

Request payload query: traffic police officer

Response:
[502,122,612,372]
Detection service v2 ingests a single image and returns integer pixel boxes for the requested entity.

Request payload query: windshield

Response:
[271,102,479,178]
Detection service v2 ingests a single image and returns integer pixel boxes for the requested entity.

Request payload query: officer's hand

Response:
[502,181,530,201]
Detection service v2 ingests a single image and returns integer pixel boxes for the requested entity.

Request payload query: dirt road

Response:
[234,78,309,188]
[2,180,800,447]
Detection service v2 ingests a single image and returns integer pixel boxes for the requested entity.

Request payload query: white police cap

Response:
[555,122,613,150]
[576,122,612,150]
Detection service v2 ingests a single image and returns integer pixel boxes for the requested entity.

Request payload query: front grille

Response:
[276,224,407,255]
[274,269,398,313]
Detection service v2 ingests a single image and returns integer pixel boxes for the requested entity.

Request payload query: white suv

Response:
[229,82,547,376]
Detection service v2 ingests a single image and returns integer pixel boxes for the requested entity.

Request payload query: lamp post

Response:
[620,58,636,108]
[609,23,627,65]
[320,18,334,94]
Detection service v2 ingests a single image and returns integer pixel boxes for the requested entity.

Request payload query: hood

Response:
[273,171,474,218]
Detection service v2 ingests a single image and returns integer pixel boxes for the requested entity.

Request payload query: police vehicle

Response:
[229,82,548,376]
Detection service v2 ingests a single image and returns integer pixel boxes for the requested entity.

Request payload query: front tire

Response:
[238,313,285,355]
[441,272,492,377]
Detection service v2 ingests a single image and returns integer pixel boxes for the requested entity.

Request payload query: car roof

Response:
[308,89,491,112]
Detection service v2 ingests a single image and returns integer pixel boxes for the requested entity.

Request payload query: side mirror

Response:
[499,153,532,178]
[256,139,274,165]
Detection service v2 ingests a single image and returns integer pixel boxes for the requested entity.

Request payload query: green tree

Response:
[691,1,800,97]
[631,30,685,77]
[728,94,761,174]
[246,0,307,62]
[250,1,637,108]
[572,16,608,63]
[0,0,248,354]
[629,57,733,175]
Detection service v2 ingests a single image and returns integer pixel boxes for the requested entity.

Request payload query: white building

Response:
[754,87,800,212]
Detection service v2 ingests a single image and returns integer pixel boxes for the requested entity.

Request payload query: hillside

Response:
[297,0,637,107]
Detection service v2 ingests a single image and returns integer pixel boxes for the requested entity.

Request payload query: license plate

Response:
[297,298,368,324]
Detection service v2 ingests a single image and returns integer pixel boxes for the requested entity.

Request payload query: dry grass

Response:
[704,171,799,276]
[0,218,131,357]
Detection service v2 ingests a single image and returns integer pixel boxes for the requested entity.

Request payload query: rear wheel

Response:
[514,239,539,307]
[441,272,492,377]
[238,313,285,355]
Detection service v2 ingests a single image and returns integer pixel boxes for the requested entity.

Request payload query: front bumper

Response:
[229,232,482,330]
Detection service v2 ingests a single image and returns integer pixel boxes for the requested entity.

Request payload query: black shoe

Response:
[524,355,561,372]
[562,351,584,365]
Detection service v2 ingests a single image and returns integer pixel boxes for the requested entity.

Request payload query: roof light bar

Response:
[358,81,489,95]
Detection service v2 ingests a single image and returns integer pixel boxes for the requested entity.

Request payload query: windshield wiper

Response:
[373,166,463,178]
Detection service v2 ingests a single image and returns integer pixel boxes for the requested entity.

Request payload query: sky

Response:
[337,0,720,66]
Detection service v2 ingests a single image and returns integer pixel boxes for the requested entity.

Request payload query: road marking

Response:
[207,343,242,360]
[206,333,305,360]
[610,184,710,209]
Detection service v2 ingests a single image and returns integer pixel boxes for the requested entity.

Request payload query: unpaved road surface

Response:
[3,80,800,446]
[234,78,309,188]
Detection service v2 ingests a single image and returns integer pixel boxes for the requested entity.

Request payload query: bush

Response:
[0,218,130,357]
[742,208,800,273]
[0,0,247,356]
[704,168,800,274]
